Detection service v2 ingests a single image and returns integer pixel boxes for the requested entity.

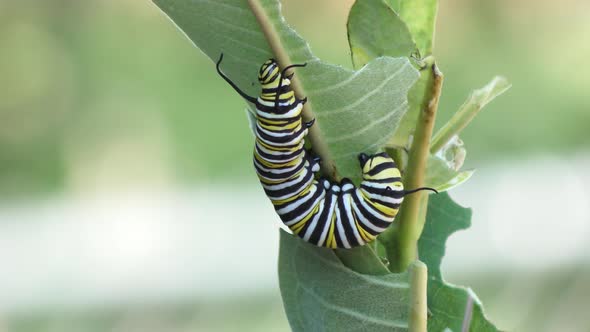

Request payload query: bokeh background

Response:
[1,0,589,331]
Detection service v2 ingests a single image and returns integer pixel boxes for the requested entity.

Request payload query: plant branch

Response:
[409,261,428,332]
[247,0,339,180]
[383,63,443,272]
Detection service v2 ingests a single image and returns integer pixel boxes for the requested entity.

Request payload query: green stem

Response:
[409,261,428,332]
[247,0,339,180]
[384,63,443,272]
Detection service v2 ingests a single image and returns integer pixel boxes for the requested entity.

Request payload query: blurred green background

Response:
[0,0,589,331]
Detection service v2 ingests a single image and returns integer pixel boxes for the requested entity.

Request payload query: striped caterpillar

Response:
[216,54,436,248]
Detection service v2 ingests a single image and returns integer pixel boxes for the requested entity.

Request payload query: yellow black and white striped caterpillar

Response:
[216,54,436,249]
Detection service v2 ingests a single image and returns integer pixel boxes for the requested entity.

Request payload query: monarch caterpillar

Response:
[216,54,436,248]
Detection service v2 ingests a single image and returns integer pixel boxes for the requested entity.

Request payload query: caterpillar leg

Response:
[308,153,321,172]
[305,117,315,129]
[358,153,369,166]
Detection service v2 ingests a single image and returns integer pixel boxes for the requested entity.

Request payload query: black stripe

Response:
[337,193,360,247]
[351,192,390,231]
[255,144,302,163]
[307,187,335,246]
[367,162,396,176]
[276,182,324,223]
[256,98,305,114]
[254,158,305,181]
[255,126,302,145]
[361,183,405,199]
[264,166,314,199]
[368,177,402,184]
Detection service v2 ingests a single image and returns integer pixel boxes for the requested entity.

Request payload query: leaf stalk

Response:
[409,261,428,332]
[247,0,339,180]
[385,63,443,272]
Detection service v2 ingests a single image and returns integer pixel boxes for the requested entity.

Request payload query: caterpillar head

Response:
[258,59,280,84]
[258,59,291,89]
[358,152,403,189]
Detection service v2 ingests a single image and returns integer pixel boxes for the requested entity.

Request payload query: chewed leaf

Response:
[425,155,474,192]
[279,231,411,332]
[418,193,500,331]
[426,136,473,192]
[153,0,419,182]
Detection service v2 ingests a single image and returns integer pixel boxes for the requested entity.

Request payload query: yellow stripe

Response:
[356,220,375,242]
[279,91,294,100]
[360,193,398,216]
[326,214,337,248]
[259,121,300,131]
[254,153,300,168]
[256,139,299,152]
[290,204,320,234]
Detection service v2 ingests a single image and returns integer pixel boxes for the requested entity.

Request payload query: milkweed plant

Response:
[151,0,511,331]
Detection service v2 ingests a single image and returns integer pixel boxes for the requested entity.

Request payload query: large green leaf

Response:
[279,231,411,332]
[347,0,433,148]
[347,0,416,69]
[386,0,439,55]
[152,0,419,182]
[418,193,499,331]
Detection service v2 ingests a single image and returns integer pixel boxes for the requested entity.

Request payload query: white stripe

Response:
[341,183,355,191]
[256,102,302,118]
[352,191,389,233]
[253,159,301,174]
[334,203,351,249]
[343,193,365,246]
[276,185,318,215]
[283,188,325,226]
[316,192,338,247]
[256,123,300,138]
[303,194,333,243]
[256,130,305,147]
[360,189,404,205]
[256,141,303,155]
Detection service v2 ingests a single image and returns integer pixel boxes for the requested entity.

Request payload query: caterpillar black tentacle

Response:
[217,55,437,249]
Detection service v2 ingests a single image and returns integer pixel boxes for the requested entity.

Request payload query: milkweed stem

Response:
[409,261,428,332]
[383,62,443,273]
[247,0,339,181]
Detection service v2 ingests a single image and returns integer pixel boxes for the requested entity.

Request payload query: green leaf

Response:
[334,245,390,276]
[425,136,473,192]
[425,155,473,193]
[388,0,439,55]
[152,0,419,182]
[347,0,416,69]
[279,230,411,332]
[347,0,434,148]
[389,57,434,147]
[418,193,499,331]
